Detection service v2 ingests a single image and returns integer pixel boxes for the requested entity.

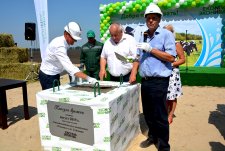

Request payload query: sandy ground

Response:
[0,75,225,151]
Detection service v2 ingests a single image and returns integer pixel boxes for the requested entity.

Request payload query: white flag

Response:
[34,0,49,60]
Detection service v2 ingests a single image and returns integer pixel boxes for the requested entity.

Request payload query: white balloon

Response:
[175,3,180,8]
[179,0,185,4]
[99,7,104,11]
[209,0,214,5]
[129,1,133,4]
[119,10,124,14]
[101,37,105,41]
[103,34,108,38]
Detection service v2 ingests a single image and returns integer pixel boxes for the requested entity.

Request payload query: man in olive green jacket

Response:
[80,30,103,79]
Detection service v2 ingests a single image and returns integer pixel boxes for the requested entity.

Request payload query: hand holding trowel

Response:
[114,52,135,64]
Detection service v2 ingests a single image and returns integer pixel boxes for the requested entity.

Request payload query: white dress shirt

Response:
[101,33,137,77]
[40,36,80,76]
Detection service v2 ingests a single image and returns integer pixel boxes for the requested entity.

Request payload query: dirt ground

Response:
[0,75,225,151]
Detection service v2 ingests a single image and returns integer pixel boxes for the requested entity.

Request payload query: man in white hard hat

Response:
[134,3,177,151]
[39,21,97,90]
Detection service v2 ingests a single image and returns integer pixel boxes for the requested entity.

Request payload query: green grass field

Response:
[179,66,225,87]
[103,66,225,87]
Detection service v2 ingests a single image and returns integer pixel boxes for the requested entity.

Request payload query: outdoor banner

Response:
[110,6,224,67]
[34,0,49,60]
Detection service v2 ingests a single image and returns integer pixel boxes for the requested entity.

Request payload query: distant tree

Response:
[176,32,202,41]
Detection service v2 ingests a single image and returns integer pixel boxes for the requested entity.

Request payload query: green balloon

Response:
[132,2,136,7]
[109,7,113,12]
[142,3,147,8]
[133,8,137,13]
[100,15,105,20]
[172,0,176,4]
[146,0,151,4]
[191,1,196,7]
[218,0,225,4]
[187,0,192,6]
[100,30,104,35]
[105,6,109,11]
[158,1,163,7]
[167,3,172,8]
[199,0,205,6]
[116,6,120,11]
[181,2,188,8]
[116,2,121,6]
[100,23,104,28]
[122,1,126,5]
[138,6,143,11]
[136,0,141,4]
[125,9,129,13]
[106,16,110,21]
[103,26,108,31]
[104,13,108,18]
[127,5,133,10]
[112,4,116,8]
[113,9,117,14]
[135,4,140,11]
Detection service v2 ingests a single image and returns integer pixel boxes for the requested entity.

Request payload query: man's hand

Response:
[136,42,152,52]
[126,56,135,63]
[99,69,107,81]
[86,76,98,84]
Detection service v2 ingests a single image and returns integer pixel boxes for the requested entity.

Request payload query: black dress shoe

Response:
[140,138,156,148]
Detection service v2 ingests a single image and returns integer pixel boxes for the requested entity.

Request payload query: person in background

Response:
[99,22,138,83]
[39,21,97,90]
[163,24,185,124]
[80,30,103,79]
[134,3,177,151]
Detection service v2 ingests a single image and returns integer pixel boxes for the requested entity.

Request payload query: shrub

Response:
[0,33,15,47]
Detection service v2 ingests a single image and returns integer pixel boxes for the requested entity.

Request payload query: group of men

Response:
[38,3,179,151]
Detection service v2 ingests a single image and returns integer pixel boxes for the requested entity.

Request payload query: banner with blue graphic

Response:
[111,6,224,67]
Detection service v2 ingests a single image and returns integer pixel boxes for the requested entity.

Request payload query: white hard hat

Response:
[64,22,82,40]
[144,3,163,18]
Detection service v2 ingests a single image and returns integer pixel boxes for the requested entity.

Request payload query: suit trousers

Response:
[39,70,60,90]
[110,72,131,82]
[141,77,170,151]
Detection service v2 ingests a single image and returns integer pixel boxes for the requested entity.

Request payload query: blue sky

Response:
[0,0,126,48]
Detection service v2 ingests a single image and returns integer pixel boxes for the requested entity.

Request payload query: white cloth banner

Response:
[34,0,49,60]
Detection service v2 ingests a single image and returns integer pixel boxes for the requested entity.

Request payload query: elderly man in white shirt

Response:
[99,23,138,83]
[39,22,97,90]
